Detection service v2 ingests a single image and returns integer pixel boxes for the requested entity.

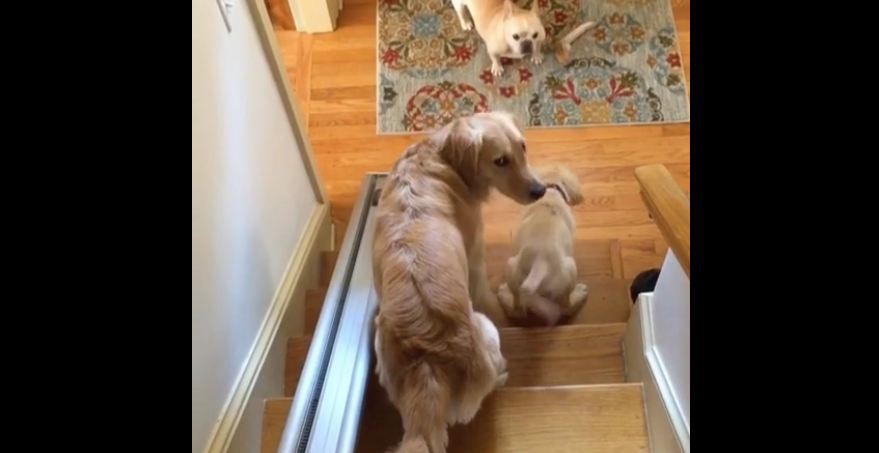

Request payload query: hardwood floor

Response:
[274,0,690,324]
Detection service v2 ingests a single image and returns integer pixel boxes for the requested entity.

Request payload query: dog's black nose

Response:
[529,184,546,200]
[521,40,533,54]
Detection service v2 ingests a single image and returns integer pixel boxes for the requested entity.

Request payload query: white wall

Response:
[192,1,317,451]
[650,252,690,430]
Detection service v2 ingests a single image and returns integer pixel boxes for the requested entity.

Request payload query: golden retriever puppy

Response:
[372,111,545,453]
[497,164,588,326]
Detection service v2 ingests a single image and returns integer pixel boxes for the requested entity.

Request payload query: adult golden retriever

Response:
[372,111,545,453]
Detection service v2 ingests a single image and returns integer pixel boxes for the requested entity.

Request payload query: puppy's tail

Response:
[561,21,597,47]
[559,21,598,52]
[524,292,562,326]
[520,259,562,325]
[521,258,550,295]
[393,362,450,453]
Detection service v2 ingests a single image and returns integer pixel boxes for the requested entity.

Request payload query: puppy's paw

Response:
[531,53,544,65]
[491,61,504,77]
[566,283,589,316]
[460,19,473,31]
[571,283,589,301]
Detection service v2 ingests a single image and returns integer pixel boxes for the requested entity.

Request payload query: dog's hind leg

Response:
[448,312,506,425]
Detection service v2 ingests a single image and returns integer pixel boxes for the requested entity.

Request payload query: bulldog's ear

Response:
[503,0,514,18]
[531,0,539,13]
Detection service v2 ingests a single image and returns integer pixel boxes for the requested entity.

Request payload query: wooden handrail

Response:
[635,165,690,277]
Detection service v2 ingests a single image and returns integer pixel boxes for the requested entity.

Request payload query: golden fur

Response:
[372,112,545,453]
[497,164,589,326]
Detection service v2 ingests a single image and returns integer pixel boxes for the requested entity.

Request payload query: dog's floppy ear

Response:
[440,116,483,188]
[558,165,584,206]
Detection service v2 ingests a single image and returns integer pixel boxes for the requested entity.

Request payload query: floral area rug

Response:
[377,0,689,134]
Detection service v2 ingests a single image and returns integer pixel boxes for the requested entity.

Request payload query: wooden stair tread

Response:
[449,384,648,453]
[284,335,312,397]
[357,383,648,453]
[500,323,626,386]
[261,398,293,453]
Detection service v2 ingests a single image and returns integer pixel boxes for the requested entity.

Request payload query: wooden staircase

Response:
[261,250,338,453]
[261,248,651,452]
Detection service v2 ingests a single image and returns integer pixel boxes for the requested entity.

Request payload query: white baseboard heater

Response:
[278,173,386,453]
